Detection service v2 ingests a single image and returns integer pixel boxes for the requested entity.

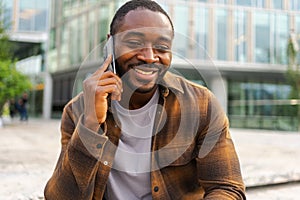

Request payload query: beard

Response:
[116,62,168,93]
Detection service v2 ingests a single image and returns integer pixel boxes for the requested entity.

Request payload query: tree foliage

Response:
[286,34,300,131]
[286,37,300,99]
[0,2,32,114]
[0,60,32,111]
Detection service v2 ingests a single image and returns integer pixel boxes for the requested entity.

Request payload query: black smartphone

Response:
[103,37,116,74]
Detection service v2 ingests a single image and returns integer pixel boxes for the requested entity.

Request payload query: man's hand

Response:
[82,55,122,131]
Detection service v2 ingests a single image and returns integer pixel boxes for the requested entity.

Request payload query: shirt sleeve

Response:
[44,103,109,200]
[197,92,246,200]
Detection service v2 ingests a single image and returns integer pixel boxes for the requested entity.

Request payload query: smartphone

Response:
[103,37,116,74]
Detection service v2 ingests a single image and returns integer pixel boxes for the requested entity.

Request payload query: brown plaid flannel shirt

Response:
[44,72,246,200]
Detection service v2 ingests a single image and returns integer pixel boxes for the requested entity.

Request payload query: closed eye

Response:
[153,44,170,52]
[124,40,144,49]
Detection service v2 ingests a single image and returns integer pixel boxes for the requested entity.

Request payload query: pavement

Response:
[0,118,300,200]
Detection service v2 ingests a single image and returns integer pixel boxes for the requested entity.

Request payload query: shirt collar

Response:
[159,71,184,96]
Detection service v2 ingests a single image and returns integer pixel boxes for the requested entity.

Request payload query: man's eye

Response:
[125,41,143,48]
[153,44,170,52]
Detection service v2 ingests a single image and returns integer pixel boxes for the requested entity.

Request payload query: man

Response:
[44,0,246,199]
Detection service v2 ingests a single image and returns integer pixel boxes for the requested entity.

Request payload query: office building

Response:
[48,0,300,131]
[2,0,50,117]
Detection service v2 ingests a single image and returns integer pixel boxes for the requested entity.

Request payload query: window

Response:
[253,0,265,8]
[215,9,228,60]
[235,0,251,6]
[228,80,297,131]
[254,12,270,63]
[234,10,247,62]
[216,0,228,4]
[173,5,189,58]
[235,0,265,8]
[271,14,288,64]
[195,7,208,59]
[295,16,300,63]
[18,0,49,31]
[290,0,300,10]
[271,0,283,9]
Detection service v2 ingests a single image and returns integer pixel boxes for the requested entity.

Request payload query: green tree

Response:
[286,32,300,131]
[0,2,31,115]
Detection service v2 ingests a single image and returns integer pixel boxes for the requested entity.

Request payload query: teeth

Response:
[135,68,153,75]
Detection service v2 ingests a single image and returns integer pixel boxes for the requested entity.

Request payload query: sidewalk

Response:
[0,118,299,199]
[231,128,300,188]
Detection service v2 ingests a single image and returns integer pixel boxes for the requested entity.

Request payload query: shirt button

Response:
[153,186,159,192]
[103,161,108,166]
[96,143,102,149]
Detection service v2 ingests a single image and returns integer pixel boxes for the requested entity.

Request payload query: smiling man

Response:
[44,0,246,199]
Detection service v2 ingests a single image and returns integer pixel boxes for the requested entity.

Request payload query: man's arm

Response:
[197,93,246,200]
[44,104,109,199]
[44,55,122,199]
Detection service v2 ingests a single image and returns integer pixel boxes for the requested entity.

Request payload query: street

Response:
[0,119,300,199]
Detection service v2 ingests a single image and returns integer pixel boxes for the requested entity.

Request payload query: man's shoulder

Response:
[63,92,85,113]
[164,72,210,94]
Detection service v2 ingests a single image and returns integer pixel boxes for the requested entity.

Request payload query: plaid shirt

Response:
[44,72,246,200]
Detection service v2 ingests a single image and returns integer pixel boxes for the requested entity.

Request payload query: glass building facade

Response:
[2,0,50,117]
[3,0,49,32]
[49,0,300,131]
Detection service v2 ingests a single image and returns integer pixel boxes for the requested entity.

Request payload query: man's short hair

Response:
[110,0,174,36]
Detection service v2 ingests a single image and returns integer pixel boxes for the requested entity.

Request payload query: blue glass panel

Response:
[216,9,227,60]
[236,0,251,6]
[254,12,270,63]
[234,10,247,62]
[272,0,283,9]
[195,7,208,59]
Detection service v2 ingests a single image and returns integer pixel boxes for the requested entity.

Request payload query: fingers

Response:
[92,54,113,77]
[96,84,122,101]
[98,76,123,92]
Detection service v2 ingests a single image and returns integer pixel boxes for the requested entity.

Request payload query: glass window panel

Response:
[295,16,300,63]
[215,9,227,60]
[60,25,70,67]
[88,11,96,56]
[173,5,189,58]
[216,0,228,4]
[253,0,265,8]
[290,0,300,10]
[2,0,13,29]
[228,80,297,130]
[69,19,80,65]
[235,0,251,6]
[50,29,56,50]
[271,14,288,64]
[195,7,208,59]
[98,6,109,43]
[18,0,49,31]
[254,12,270,63]
[234,10,247,62]
[271,0,283,9]
[236,0,265,7]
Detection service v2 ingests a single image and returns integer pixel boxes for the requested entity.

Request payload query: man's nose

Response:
[136,46,159,63]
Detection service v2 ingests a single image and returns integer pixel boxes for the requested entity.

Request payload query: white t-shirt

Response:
[105,90,159,200]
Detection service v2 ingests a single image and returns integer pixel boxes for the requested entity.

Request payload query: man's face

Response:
[113,9,173,93]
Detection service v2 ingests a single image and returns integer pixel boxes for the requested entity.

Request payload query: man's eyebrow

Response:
[157,36,172,43]
[121,31,172,42]
[122,31,145,38]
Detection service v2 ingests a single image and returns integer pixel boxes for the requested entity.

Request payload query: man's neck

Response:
[119,84,158,110]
